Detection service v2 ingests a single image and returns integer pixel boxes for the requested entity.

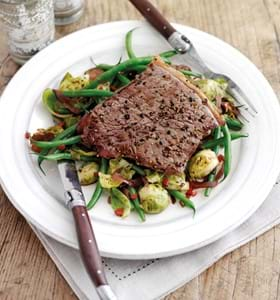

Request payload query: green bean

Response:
[95,63,114,71]
[87,158,108,210]
[128,186,146,222]
[204,127,221,197]
[125,65,147,73]
[38,124,78,172]
[168,190,196,213]
[86,56,173,89]
[225,116,243,131]
[131,164,145,176]
[125,29,136,59]
[221,124,231,180]
[159,50,177,58]
[33,135,81,149]
[116,73,131,86]
[39,153,98,162]
[62,89,113,98]
[180,70,202,78]
[202,132,248,149]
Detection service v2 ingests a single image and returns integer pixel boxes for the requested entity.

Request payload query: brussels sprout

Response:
[167,173,189,191]
[42,88,72,118]
[71,145,97,157]
[139,184,170,214]
[110,188,131,218]
[109,158,135,180]
[194,78,234,103]
[59,72,90,91]
[78,162,99,185]
[64,116,81,128]
[188,149,219,180]
[98,173,123,189]
[145,170,163,184]
[46,125,64,136]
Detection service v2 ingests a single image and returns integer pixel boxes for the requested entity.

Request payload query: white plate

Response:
[0,21,280,259]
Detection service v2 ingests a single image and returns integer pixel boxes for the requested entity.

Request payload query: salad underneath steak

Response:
[27,29,247,221]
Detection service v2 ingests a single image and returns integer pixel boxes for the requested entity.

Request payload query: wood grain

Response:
[0,0,280,299]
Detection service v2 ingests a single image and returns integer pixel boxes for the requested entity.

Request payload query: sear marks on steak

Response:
[80,57,223,174]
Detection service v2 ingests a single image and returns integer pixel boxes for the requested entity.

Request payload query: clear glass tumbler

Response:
[0,0,55,65]
[54,0,84,25]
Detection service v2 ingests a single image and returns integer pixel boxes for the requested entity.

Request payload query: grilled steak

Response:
[80,57,223,174]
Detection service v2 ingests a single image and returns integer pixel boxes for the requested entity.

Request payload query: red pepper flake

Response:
[130,193,138,200]
[162,177,169,187]
[218,154,224,162]
[186,188,197,198]
[25,132,30,139]
[31,144,42,153]
[114,208,124,217]
[57,144,66,151]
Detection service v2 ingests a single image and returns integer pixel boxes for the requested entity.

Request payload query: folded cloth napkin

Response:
[29,175,280,300]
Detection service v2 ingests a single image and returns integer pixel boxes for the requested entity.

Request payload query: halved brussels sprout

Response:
[98,173,123,189]
[167,173,189,191]
[42,88,72,119]
[139,184,170,214]
[78,162,99,185]
[59,72,90,91]
[110,188,131,218]
[188,149,219,180]
[194,78,234,103]
[109,158,135,180]
[71,145,97,157]
[145,170,163,184]
[46,124,64,136]
[64,116,81,128]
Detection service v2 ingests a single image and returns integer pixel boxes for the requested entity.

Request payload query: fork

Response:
[129,0,258,120]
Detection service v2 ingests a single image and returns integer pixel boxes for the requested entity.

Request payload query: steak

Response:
[80,57,223,174]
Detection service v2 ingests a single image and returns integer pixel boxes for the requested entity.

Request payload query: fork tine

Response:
[238,111,250,123]
[227,88,257,119]
[228,84,258,115]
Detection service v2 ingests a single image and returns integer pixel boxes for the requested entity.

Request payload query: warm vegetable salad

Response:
[27,30,248,221]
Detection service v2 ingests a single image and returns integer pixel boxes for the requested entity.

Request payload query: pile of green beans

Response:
[38,124,78,171]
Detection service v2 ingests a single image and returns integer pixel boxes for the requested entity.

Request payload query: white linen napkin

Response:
[29,175,280,300]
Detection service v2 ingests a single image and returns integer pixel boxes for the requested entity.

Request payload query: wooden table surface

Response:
[0,0,280,299]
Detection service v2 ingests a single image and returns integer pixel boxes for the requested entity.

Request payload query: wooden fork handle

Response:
[129,0,176,39]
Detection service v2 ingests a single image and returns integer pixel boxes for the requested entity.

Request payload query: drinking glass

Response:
[0,0,55,65]
[54,0,84,25]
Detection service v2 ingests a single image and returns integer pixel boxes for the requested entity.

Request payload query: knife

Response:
[129,0,205,72]
[57,160,117,300]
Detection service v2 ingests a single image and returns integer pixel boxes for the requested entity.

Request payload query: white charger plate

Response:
[0,20,280,259]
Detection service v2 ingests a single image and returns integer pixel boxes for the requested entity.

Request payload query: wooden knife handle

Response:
[129,0,176,39]
[72,205,107,287]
